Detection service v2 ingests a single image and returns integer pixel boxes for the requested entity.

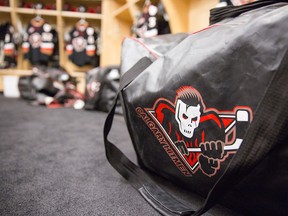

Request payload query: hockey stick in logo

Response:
[187,109,250,153]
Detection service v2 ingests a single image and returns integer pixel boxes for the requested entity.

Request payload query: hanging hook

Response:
[144,0,151,6]
[34,3,43,22]
[79,17,87,25]
[35,13,42,22]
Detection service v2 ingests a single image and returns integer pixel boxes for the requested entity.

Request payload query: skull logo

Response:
[174,86,205,138]
[175,100,201,138]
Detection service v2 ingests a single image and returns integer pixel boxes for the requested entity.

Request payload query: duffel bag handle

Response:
[104,57,195,215]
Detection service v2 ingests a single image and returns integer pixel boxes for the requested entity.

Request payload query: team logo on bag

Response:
[136,86,253,177]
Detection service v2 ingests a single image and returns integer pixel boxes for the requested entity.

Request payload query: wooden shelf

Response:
[0,6,11,12]
[61,11,102,20]
[0,69,32,76]
[15,8,59,16]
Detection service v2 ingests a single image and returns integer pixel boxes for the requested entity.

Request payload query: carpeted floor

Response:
[0,95,239,216]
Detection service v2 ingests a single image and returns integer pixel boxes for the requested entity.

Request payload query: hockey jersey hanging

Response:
[0,22,18,68]
[65,19,99,67]
[133,0,170,38]
[22,17,58,66]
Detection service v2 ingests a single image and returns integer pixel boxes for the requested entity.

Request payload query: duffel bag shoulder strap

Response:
[104,57,195,216]
[210,0,288,25]
[103,52,288,215]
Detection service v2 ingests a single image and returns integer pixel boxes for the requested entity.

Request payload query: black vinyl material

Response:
[84,65,121,113]
[210,0,288,25]
[104,2,288,216]
[120,33,189,75]
[18,75,37,100]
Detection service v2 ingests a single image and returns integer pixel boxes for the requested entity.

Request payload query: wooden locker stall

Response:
[0,0,218,92]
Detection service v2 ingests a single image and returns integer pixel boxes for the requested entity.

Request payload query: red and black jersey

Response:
[134,3,159,38]
[22,19,58,65]
[133,2,170,38]
[0,22,18,68]
[65,21,99,67]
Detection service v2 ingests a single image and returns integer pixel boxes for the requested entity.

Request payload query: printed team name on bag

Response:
[136,86,253,177]
[136,107,192,176]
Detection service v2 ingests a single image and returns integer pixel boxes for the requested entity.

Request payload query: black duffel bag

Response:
[104,2,288,216]
[85,66,121,113]
[18,75,37,100]
[120,33,189,75]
